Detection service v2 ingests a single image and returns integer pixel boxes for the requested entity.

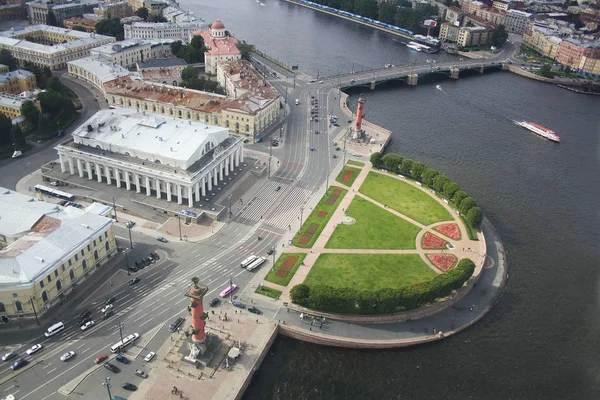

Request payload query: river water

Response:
[183,1,600,398]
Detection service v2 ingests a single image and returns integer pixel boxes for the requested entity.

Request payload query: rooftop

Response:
[0,93,32,109]
[68,56,131,84]
[219,59,282,107]
[91,38,151,55]
[138,58,187,69]
[0,69,35,85]
[196,30,240,56]
[0,188,58,237]
[51,0,100,10]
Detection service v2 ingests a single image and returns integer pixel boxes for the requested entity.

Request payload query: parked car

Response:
[10,358,27,370]
[209,298,220,307]
[2,351,15,362]
[129,277,140,286]
[248,306,262,315]
[112,396,127,400]
[169,317,185,332]
[94,354,108,364]
[141,258,150,266]
[116,355,129,364]
[128,265,138,273]
[232,301,245,309]
[104,363,120,373]
[150,252,160,260]
[332,154,337,158]
[26,344,42,355]
[144,351,155,362]
[80,320,95,331]
[146,256,155,265]
[101,304,113,314]
[333,123,340,127]
[122,383,137,391]
[60,351,75,361]
[102,310,113,320]
[134,261,141,268]
[135,369,148,378]
[79,310,92,320]
[267,249,274,255]
[156,236,168,243]
[125,221,135,228]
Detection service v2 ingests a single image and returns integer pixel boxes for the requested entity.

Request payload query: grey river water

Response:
[183,1,600,398]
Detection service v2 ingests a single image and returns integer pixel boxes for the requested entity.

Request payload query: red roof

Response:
[212,20,224,30]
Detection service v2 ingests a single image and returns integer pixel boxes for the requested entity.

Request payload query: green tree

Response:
[24,62,48,89]
[0,49,17,71]
[290,284,310,306]
[370,151,383,168]
[539,64,554,78]
[382,153,402,172]
[378,2,397,24]
[466,206,482,228]
[181,66,199,83]
[411,162,425,181]
[20,100,40,126]
[46,12,58,27]
[491,24,508,47]
[400,158,413,175]
[237,41,255,61]
[135,7,149,21]
[443,181,460,198]
[422,167,439,187]
[354,0,378,19]
[72,25,88,32]
[37,113,50,139]
[459,197,477,216]
[452,190,467,205]
[11,123,25,148]
[0,114,12,146]
[433,174,449,192]
[170,41,183,56]
[190,35,206,50]
[95,18,124,41]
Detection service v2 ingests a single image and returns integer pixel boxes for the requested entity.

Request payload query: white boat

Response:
[514,121,561,143]
[406,43,422,52]
[435,84,442,91]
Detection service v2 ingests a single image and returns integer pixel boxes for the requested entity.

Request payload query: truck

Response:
[295,99,299,105]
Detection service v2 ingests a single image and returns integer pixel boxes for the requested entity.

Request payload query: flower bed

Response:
[422,232,448,249]
[426,254,458,272]
[433,223,461,240]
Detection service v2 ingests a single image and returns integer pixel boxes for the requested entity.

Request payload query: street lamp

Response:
[177,214,182,241]
[29,296,39,326]
[229,277,234,303]
[124,248,130,276]
[228,194,232,218]
[102,376,112,400]
[111,197,118,222]
[127,225,133,249]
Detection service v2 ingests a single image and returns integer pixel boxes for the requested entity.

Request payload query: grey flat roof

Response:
[137,58,188,69]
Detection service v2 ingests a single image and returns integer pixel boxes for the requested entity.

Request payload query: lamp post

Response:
[229,277,234,303]
[102,376,112,400]
[228,194,232,218]
[267,143,272,179]
[325,174,329,192]
[177,214,182,241]
[124,248,130,276]
[29,296,39,326]
[272,247,276,266]
[111,197,118,222]
[127,225,133,249]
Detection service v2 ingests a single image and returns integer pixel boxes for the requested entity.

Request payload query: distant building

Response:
[475,7,506,27]
[491,0,512,11]
[445,7,462,24]
[504,9,532,33]
[0,25,115,71]
[411,0,431,12]
[26,0,100,26]
[142,0,168,15]
[0,187,116,320]
[557,38,600,72]
[0,93,41,120]
[93,1,133,19]
[457,26,493,47]
[439,22,460,43]
[0,64,8,74]
[0,70,37,95]
[194,20,241,74]
[90,38,173,68]
[0,0,27,22]
[523,24,562,59]
[162,5,202,24]
[67,55,132,94]
[462,0,485,15]
[63,16,99,32]
[124,21,204,43]
[136,57,187,86]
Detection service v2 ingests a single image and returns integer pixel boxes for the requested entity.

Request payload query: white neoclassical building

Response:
[55,108,244,208]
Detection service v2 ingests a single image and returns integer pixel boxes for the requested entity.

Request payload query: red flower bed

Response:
[433,223,461,240]
[422,232,448,249]
[427,254,458,272]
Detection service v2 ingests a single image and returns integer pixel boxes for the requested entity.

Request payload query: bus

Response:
[34,184,75,201]
[219,284,238,298]
[44,322,65,337]
[240,255,258,269]
[245,257,267,272]
[109,333,140,353]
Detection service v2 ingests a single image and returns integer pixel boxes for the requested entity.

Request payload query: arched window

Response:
[0,303,5,313]
[56,280,62,292]
[69,269,75,281]
[94,250,99,261]
[41,291,49,303]
[173,80,177,86]
[105,241,110,252]
[82,259,87,270]
[14,301,22,312]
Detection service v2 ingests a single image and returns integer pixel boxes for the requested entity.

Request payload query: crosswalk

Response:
[236,180,288,222]
[264,187,313,231]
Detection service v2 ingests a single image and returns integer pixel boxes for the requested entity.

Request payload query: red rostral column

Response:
[355,97,366,132]
[184,277,209,344]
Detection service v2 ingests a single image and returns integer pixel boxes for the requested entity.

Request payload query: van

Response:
[295,99,299,105]
[45,322,65,337]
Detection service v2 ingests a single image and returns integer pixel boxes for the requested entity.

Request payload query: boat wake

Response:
[435,84,444,94]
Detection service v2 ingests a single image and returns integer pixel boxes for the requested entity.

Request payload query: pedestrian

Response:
[256,319,258,324]
[109,279,113,285]
[219,316,221,321]
[311,321,313,326]
[309,327,312,331]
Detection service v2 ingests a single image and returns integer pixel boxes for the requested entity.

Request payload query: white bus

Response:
[109,333,140,353]
[246,257,267,271]
[44,322,65,337]
[240,255,258,269]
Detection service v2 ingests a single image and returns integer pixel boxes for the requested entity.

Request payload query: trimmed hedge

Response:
[290,259,476,315]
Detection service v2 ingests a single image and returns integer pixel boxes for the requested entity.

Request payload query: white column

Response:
[194,182,200,201]
[240,146,244,162]
[219,162,224,181]
[76,158,84,178]
[59,154,66,173]
[145,176,151,196]
[155,178,161,199]
[86,161,93,180]
[188,186,193,207]
[68,157,75,175]
[201,176,206,196]
[235,148,240,167]
[177,184,182,205]
[213,168,218,185]
[115,168,121,188]
[225,158,229,177]
[106,166,111,185]
[208,172,213,191]
[97,165,103,182]
[166,182,172,202]
[125,171,131,190]
[230,153,235,171]
[135,174,141,193]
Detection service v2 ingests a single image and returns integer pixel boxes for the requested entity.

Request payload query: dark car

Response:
[137,262,145,270]
[248,306,261,315]
[79,310,92,320]
[104,363,120,373]
[150,252,160,260]
[209,298,220,307]
[129,277,140,286]
[105,297,115,305]
[141,258,149,266]
[134,261,141,268]
[347,120,352,123]
[79,317,92,326]
[169,316,185,332]
[146,256,155,265]
[232,301,245,309]
[116,355,129,364]
[267,249,274,255]
[122,383,137,391]
[11,358,27,370]
[128,265,138,273]
[101,310,113,320]
[333,123,340,127]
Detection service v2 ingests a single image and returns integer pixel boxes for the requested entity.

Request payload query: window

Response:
[93,240,96,247]
[41,291,49,303]
[75,254,78,262]
[54,270,58,278]
[47,275,52,283]
[105,242,110,251]
[61,264,65,272]
[56,280,62,292]
[69,270,75,280]
[12,293,17,298]
[105,232,108,238]
[82,259,87,270]
[0,303,5,313]
[99,235,103,242]
[68,259,72,266]
[87,244,90,251]
[14,301,22,312]
[40,281,44,289]
[81,249,85,256]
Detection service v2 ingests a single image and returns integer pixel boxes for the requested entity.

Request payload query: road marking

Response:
[139,319,154,328]
[132,314,147,323]
[154,308,170,317]
[42,363,53,369]
[81,347,91,353]
[40,393,57,400]
[76,343,86,349]
[149,276,162,284]
[46,367,56,375]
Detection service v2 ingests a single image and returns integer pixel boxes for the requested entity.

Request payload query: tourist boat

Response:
[406,43,422,52]
[514,121,561,143]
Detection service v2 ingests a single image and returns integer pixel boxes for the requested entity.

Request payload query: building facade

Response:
[0,70,37,94]
[439,22,460,43]
[136,57,187,86]
[491,0,511,11]
[67,56,131,94]
[89,38,173,68]
[0,93,41,119]
[63,17,98,32]
[26,0,100,25]
[93,1,132,19]
[0,25,115,71]
[0,188,116,320]
[457,26,493,47]
[195,21,241,75]
[124,21,203,43]
[475,7,506,26]
[504,9,532,33]
[0,1,27,22]
[54,108,245,209]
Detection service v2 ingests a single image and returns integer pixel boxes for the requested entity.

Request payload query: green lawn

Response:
[359,172,452,225]
[292,186,347,248]
[325,197,420,249]
[304,254,436,291]
[347,160,364,167]
[255,285,282,299]
[335,166,361,187]
[264,253,306,286]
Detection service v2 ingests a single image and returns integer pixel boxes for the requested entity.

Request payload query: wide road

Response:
[0,62,340,399]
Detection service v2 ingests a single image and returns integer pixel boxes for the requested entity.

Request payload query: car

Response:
[112,396,127,400]
[146,256,155,265]
[26,344,42,355]
[141,258,150,266]
[101,304,113,314]
[10,358,27,370]
[128,265,138,273]
[102,310,113,320]
[116,355,129,364]
[333,123,340,127]
[104,363,120,373]
[144,351,155,362]
[94,354,108,364]
[332,154,337,158]
[267,249,274,255]
[151,252,160,260]
[59,200,69,206]
[50,181,58,186]
[156,236,168,243]
[169,317,185,332]
[60,351,75,361]
[2,351,15,362]
[134,260,141,268]
[347,120,352,123]
[314,130,319,134]
[80,320,94,331]
[319,80,323,84]
[105,297,115,305]
[122,383,137,391]
[79,310,92,320]
[129,277,140,286]
[135,369,148,378]
[125,221,135,228]
[248,306,261,315]
[232,301,245,309]
[209,298,220,307]
[336,147,340,151]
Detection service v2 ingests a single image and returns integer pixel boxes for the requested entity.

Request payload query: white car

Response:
[1,351,14,361]
[60,351,75,361]
[143,351,155,362]
[101,304,113,314]
[80,320,95,331]
[26,344,42,355]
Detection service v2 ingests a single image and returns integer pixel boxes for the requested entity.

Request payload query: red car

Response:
[94,354,108,364]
